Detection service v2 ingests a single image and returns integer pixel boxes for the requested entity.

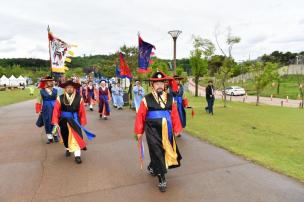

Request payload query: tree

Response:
[208,55,225,76]
[214,27,241,107]
[295,68,304,108]
[250,62,279,105]
[190,36,213,97]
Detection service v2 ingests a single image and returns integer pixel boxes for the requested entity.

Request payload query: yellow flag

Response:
[68,51,74,56]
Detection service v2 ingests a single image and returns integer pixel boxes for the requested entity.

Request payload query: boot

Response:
[75,156,82,164]
[157,174,167,192]
[46,139,53,144]
[65,150,71,157]
[147,165,156,177]
[54,136,59,143]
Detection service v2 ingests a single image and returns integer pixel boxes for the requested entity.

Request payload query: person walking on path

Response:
[133,80,145,113]
[205,80,215,115]
[112,82,124,110]
[98,80,111,120]
[169,75,189,131]
[87,81,96,111]
[35,76,58,144]
[134,71,182,192]
[52,80,95,164]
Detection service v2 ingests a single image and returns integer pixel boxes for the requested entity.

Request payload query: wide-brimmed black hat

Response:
[41,76,54,82]
[149,71,169,82]
[59,80,81,89]
[173,75,184,80]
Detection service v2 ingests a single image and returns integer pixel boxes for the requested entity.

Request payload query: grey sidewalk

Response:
[0,100,303,201]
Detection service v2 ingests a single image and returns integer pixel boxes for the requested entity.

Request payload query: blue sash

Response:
[61,111,95,140]
[147,110,173,145]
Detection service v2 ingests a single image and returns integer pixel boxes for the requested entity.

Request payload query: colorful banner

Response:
[119,52,133,79]
[48,30,74,73]
[138,35,155,73]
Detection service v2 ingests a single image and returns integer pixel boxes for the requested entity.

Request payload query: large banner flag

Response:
[48,27,75,73]
[119,52,133,79]
[138,35,155,73]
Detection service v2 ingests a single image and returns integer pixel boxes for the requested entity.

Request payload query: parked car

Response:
[223,86,246,96]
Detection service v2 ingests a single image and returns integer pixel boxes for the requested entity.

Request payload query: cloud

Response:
[299,19,304,25]
[247,35,268,44]
[0,0,304,61]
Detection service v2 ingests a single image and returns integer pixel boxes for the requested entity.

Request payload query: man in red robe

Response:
[52,80,95,164]
[134,71,182,192]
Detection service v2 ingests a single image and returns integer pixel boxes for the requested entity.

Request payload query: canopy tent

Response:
[0,75,9,86]
[9,75,19,86]
[17,75,27,85]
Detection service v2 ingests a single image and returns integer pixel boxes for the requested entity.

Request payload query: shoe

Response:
[90,108,93,111]
[75,156,82,164]
[99,114,102,119]
[147,165,156,176]
[205,107,208,113]
[177,134,182,138]
[103,117,108,120]
[54,136,59,142]
[46,139,53,144]
[65,150,71,157]
[157,174,167,192]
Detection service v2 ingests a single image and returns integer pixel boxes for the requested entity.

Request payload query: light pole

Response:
[168,30,182,75]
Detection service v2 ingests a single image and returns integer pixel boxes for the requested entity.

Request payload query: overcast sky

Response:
[0,0,303,61]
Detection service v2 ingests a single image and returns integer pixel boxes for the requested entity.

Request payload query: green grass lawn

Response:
[0,87,38,107]
[199,75,303,100]
[185,93,304,181]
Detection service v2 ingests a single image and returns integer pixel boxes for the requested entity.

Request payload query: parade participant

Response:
[80,82,88,106]
[52,80,95,164]
[35,76,58,144]
[98,80,111,119]
[111,81,118,108]
[54,81,64,96]
[112,82,124,110]
[169,75,188,131]
[133,80,145,113]
[134,71,182,192]
[87,81,96,111]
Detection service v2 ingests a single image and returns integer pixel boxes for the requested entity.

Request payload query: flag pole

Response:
[47,25,52,77]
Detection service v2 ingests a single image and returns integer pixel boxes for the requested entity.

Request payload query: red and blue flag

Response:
[119,52,133,79]
[138,35,155,73]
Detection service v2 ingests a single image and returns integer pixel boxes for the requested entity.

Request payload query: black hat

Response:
[173,75,184,80]
[59,80,81,89]
[149,71,169,82]
[41,76,54,82]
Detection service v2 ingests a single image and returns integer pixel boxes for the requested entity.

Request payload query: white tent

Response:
[17,75,27,86]
[9,75,18,87]
[0,75,9,86]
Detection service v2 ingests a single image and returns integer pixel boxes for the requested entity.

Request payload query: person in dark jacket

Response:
[205,80,215,115]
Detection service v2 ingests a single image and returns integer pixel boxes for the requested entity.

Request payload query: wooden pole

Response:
[47,25,52,77]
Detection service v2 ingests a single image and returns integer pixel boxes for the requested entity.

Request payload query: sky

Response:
[0,0,304,61]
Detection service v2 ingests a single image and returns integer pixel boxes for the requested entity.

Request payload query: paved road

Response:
[0,100,303,202]
[188,78,303,108]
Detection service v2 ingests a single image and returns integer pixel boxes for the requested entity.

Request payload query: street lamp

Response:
[168,30,182,75]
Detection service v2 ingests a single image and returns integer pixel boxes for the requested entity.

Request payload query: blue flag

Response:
[138,35,155,73]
